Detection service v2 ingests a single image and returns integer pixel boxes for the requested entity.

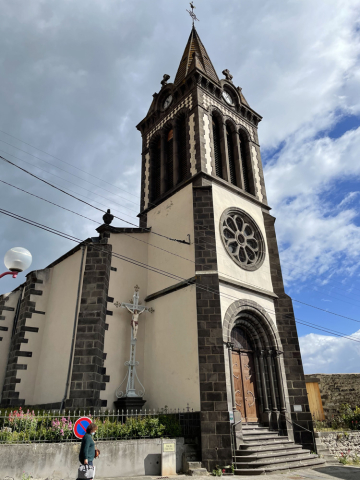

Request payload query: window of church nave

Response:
[220,207,265,270]
[150,137,161,201]
[177,115,188,182]
[166,128,174,190]
[212,116,224,179]
[226,126,237,187]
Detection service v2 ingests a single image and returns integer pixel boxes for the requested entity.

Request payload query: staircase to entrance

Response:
[233,424,325,475]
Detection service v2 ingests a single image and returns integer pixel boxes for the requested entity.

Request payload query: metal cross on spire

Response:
[187,2,199,25]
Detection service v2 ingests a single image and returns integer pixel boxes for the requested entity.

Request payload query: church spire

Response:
[174,26,220,86]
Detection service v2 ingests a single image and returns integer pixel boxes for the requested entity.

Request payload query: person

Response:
[79,423,98,479]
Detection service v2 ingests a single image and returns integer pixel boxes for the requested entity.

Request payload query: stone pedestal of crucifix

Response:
[113,285,154,411]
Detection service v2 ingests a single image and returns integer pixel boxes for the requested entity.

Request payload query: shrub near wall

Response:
[0,408,181,443]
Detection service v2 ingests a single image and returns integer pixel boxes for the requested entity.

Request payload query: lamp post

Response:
[0,247,32,279]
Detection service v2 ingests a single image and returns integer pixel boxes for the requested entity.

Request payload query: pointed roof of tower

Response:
[174,26,220,85]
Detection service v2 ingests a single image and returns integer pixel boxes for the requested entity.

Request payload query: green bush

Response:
[158,414,182,437]
[0,407,181,443]
[341,404,360,431]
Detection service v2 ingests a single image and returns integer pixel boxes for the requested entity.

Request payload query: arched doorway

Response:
[231,326,260,423]
[224,303,291,430]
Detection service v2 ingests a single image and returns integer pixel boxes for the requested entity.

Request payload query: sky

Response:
[1,0,360,374]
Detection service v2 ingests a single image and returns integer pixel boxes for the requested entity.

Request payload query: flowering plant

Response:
[50,417,73,440]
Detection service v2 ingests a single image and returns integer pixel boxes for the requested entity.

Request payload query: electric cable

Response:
[2,129,360,305]
[0,155,190,245]
[0,128,141,200]
[0,138,141,208]
[3,164,360,327]
[1,207,360,345]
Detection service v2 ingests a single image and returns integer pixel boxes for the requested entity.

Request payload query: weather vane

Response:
[187,2,199,25]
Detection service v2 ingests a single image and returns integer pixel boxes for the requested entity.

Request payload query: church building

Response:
[0,26,321,472]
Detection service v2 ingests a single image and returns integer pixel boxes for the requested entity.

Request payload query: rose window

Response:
[220,208,265,271]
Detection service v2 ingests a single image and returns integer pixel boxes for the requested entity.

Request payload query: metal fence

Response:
[0,407,201,444]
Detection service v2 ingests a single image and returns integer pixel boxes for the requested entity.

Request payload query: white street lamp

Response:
[0,247,32,279]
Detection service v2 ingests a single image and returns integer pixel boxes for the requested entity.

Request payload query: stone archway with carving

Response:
[222,299,292,431]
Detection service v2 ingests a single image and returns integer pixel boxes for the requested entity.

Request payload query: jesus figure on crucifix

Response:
[124,306,146,340]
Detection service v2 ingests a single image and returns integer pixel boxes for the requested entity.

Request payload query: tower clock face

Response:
[163,94,173,110]
[222,91,233,105]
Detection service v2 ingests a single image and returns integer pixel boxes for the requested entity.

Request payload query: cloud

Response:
[0,0,359,301]
[265,127,360,285]
[338,191,360,208]
[300,330,360,373]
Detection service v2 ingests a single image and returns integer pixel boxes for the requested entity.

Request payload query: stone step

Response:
[189,468,208,476]
[236,443,299,455]
[234,448,306,461]
[188,462,202,469]
[242,430,276,437]
[242,425,269,430]
[234,457,326,475]
[243,435,289,444]
[234,453,320,468]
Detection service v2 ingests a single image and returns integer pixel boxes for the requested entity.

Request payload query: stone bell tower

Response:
[136,25,315,471]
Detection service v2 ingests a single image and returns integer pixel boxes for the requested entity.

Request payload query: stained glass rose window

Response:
[220,208,265,270]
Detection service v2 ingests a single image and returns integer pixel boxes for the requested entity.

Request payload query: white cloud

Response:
[300,330,360,373]
[338,191,360,208]
[0,0,360,297]
[265,127,360,285]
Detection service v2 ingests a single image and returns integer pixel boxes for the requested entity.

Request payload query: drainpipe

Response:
[60,245,86,412]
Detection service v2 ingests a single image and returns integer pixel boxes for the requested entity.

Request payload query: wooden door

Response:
[306,382,325,421]
[232,351,246,419]
[232,350,260,423]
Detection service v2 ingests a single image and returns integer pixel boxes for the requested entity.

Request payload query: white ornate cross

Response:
[114,285,154,398]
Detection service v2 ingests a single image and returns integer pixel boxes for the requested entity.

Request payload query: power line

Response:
[0,128,141,200]
[0,149,140,216]
[0,180,196,265]
[4,163,360,329]
[2,129,360,305]
[0,155,190,245]
[2,207,360,346]
[0,138,141,208]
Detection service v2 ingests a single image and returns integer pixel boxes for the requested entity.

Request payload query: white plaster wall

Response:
[102,232,149,409]
[212,183,273,293]
[219,283,276,328]
[144,285,200,411]
[0,289,21,399]
[103,217,199,411]
[146,184,195,295]
[16,269,49,404]
[32,250,85,405]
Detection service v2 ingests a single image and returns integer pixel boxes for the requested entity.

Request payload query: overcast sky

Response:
[1,0,360,373]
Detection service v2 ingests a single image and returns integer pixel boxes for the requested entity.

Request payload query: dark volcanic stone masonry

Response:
[66,240,112,409]
[193,184,232,471]
[263,211,315,451]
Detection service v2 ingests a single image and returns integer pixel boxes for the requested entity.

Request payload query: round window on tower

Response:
[220,207,265,271]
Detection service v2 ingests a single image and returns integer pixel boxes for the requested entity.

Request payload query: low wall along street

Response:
[0,438,184,480]
[316,431,360,461]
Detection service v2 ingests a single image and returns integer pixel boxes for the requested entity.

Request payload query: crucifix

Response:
[114,285,154,398]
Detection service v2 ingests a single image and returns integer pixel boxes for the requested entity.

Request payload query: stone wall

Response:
[305,374,360,419]
[0,437,186,479]
[316,431,360,460]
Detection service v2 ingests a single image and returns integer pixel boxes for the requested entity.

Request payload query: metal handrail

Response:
[279,412,317,454]
[231,419,242,472]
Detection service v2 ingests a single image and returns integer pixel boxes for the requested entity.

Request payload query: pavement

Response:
[97,466,360,480]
